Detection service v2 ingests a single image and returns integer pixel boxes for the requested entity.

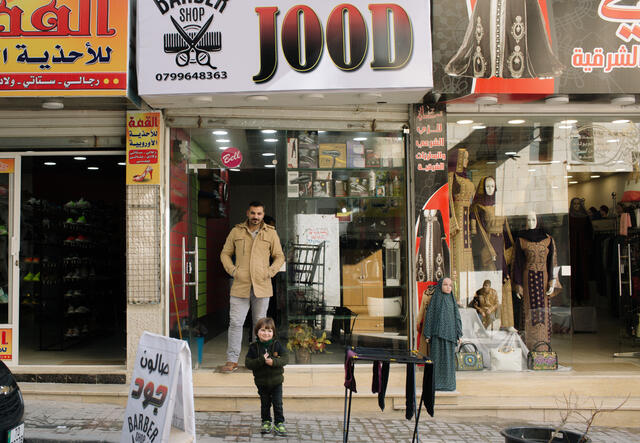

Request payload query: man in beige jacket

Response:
[220,201,285,372]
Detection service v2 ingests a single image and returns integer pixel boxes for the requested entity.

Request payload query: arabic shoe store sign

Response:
[137,0,432,96]
[432,0,640,95]
[0,0,129,97]
[126,111,162,186]
[0,328,12,360]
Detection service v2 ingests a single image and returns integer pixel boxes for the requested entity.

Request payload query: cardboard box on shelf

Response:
[347,141,365,168]
[319,143,347,168]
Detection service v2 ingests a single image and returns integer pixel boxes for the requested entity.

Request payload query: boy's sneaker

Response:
[260,420,272,434]
[274,422,287,436]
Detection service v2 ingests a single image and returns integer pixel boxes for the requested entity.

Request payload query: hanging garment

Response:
[416,209,449,282]
[445,0,564,79]
[449,171,475,292]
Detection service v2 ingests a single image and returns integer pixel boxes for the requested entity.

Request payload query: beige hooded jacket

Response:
[220,221,285,298]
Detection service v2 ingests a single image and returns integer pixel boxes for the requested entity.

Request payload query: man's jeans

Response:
[227,290,270,363]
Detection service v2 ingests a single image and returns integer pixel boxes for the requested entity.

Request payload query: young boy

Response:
[244,317,289,436]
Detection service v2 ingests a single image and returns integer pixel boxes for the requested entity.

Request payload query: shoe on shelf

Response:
[23,272,34,282]
[274,422,287,436]
[76,215,87,224]
[75,306,89,314]
[64,235,76,243]
[32,272,40,282]
[260,421,272,434]
[24,257,33,263]
[220,361,238,373]
[67,305,75,314]
[65,217,74,224]
[64,200,76,209]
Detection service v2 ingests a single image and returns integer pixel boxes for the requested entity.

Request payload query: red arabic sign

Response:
[0,0,129,97]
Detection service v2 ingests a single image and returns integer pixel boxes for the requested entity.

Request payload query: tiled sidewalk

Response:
[22,399,640,442]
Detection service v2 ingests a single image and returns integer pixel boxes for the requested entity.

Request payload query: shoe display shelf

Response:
[20,197,116,351]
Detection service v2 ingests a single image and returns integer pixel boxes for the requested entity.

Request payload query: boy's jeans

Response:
[257,384,284,424]
[227,290,270,363]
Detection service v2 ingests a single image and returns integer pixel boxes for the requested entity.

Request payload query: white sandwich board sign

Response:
[121,332,196,443]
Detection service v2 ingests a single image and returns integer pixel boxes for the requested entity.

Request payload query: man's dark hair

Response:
[600,205,609,215]
[248,201,264,210]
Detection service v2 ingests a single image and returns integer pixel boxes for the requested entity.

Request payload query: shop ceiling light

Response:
[545,95,569,105]
[607,139,619,143]
[44,162,56,166]
[590,175,601,178]
[456,119,474,125]
[486,161,497,164]
[558,125,573,129]
[565,175,573,178]
[212,130,228,135]
[505,151,517,156]
[261,129,277,134]
[88,166,99,170]
[265,164,276,168]
[74,156,86,160]
[302,93,325,101]
[508,119,525,124]
[262,153,276,157]
[118,162,126,166]
[528,169,536,172]
[42,99,64,110]
[612,119,630,124]
[560,119,578,124]
[230,168,240,172]
[475,95,498,105]
[569,181,578,184]
[353,137,367,141]
[246,95,269,101]
[264,138,278,142]
[611,95,635,106]
[218,146,229,150]
[472,124,486,129]
[616,168,626,171]
[216,139,230,143]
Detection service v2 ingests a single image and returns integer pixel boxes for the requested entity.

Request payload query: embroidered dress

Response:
[417,209,448,283]
[471,177,515,327]
[514,233,556,350]
[445,0,563,79]
[448,149,476,296]
[423,279,462,391]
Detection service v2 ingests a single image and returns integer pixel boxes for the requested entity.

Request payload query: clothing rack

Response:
[343,347,434,443]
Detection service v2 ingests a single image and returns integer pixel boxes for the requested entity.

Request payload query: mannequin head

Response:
[456,148,469,173]
[441,278,453,294]
[482,280,492,290]
[484,177,496,196]
[526,211,537,229]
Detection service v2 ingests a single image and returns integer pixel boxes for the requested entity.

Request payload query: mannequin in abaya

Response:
[569,197,593,305]
[445,0,564,79]
[513,212,557,350]
[448,148,475,296]
[423,277,462,391]
[470,176,516,329]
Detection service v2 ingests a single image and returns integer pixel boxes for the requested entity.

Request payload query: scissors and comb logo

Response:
[163,15,221,69]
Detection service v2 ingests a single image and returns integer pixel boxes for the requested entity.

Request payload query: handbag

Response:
[527,341,558,370]
[455,342,484,371]
[490,346,522,371]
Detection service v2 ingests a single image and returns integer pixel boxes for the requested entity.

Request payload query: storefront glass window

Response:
[448,116,639,371]
[170,129,408,367]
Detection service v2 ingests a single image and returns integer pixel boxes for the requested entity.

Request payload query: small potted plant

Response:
[286,323,331,364]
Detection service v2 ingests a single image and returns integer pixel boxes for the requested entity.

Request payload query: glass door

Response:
[0,157,19,364]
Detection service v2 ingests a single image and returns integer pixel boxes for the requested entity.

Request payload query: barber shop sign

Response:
[137,0,432,95]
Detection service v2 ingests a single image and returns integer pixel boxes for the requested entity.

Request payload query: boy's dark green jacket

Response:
[244,339,289,387]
